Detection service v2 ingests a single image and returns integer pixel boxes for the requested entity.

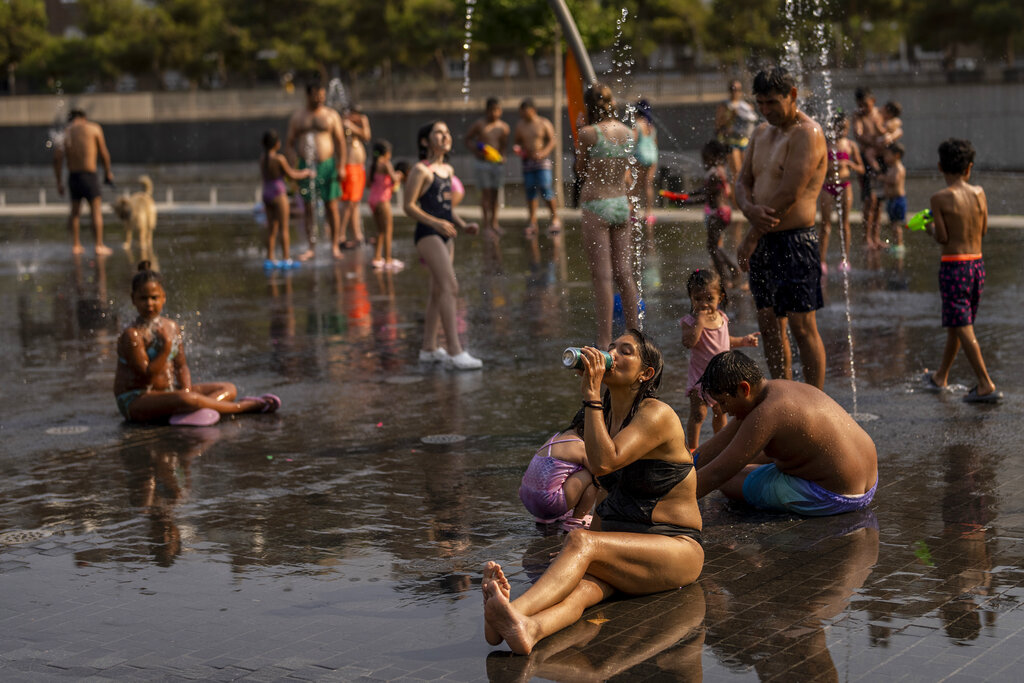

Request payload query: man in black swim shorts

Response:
[54,109,114,255]
[736,67,828,389]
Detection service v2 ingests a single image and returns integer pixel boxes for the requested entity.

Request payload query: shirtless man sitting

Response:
[53,109,114,255]
[285,80,347,260]
[693,350,878,516]
[339,107,371,248]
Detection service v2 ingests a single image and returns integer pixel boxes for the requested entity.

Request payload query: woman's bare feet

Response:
[483,580,538,655]
[482,562,511,645]
[296,248,315,262]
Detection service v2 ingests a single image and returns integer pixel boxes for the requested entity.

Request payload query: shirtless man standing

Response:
[694,350,878,517]
[464,97,510,241]
[339,106,371,249]
[513,98,561,238]
[285,80,347,260]
[736,66,828,389]
[853,87,885,249]
[53,109,114,255]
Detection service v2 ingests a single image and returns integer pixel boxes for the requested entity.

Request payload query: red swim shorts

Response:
[341,164,366,202]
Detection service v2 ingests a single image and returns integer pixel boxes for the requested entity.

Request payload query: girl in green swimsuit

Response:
[113,261,280,422]
[575,83,642,349]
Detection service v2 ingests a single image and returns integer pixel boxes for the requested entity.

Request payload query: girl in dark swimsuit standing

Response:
[402,121,482,370]
[482,329,704,654]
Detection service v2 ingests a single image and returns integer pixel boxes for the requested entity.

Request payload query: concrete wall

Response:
[0,82,1020,170]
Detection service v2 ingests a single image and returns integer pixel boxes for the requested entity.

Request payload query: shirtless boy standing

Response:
[694,350,878,516]
[853,88,885,249]
[53,109,114,255]
[339,107,371,249]
[464,97,510,240]
[513,98,561,238]
[286,80,347,260]
[925,138,1001,403]
[736,66,828,389]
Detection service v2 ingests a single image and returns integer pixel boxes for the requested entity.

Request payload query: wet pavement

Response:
[1,213,1022,681]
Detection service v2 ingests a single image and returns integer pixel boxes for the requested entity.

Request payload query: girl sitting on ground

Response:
[114,261,280,423]
[519,408,597,525]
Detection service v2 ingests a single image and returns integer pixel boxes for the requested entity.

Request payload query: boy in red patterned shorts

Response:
[924,138,1001,403]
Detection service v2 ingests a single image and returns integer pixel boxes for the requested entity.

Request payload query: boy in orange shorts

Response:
[340,108,371,248]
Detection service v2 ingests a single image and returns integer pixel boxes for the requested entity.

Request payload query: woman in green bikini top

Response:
[575,83,642,348]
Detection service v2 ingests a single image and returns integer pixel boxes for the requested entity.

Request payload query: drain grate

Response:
[420,434,467,445]
[0,528,55,546]
[45,425,90,435]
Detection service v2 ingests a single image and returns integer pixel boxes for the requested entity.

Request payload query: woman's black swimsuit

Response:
[414,171,454,244]
[596,458,703,544]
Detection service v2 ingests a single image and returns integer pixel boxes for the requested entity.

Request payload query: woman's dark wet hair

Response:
[699,350,764,398]
[584,83,616,124]
[598,328,664,430]
[938,138,975,176]
[687,267,728,310]
[752,67,796,97]
[565,407,586,438]
[130,261,162,295]
[416,120,448,161]
[635,98,653,122]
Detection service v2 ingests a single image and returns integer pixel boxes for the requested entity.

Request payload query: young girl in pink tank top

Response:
[518,408,597,524]
[680,269,760,450]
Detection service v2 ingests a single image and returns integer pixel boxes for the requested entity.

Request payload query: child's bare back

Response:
[930,180,987,256]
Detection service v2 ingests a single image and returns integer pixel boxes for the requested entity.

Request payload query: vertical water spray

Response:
[45,81,67,153]
[609,7,644,326]
[461,0,476,102]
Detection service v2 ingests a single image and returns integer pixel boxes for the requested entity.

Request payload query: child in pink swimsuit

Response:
[368,140,408,271]
[518,409,597,524]
[680,268,760,450]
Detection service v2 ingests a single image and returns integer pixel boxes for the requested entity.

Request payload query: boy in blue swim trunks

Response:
[692,351,878,516]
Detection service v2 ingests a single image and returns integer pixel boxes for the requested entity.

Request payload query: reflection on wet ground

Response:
[1,215,1022,680]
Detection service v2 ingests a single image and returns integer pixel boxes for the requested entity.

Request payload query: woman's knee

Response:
[562,528,596,557]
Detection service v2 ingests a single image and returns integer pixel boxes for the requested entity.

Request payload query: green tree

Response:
[971,1,1024,65]
[705,0,783,67]
[0,0,49,94]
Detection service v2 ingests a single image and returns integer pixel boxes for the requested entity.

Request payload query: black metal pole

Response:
[547,0,597,87]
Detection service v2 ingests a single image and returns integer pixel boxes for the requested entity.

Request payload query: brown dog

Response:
[113,175,157,252]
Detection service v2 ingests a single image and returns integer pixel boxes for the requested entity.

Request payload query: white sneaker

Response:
[419,347,450,363]
[448,351,483,370]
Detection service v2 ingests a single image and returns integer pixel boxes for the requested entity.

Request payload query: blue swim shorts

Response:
[742,463,876,516]
[887,195,907,223]
[523,168,555,201]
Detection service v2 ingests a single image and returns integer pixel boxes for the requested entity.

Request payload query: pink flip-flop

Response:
[169,408,220,427]
[243,394,281,413]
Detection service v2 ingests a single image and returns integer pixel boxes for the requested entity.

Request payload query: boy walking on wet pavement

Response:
[693,351,878,516]
[736,66,828,389]
[339,106,371,249]
[924,138,1001,403]
[53,109,114,255]
[465,97,510,241]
